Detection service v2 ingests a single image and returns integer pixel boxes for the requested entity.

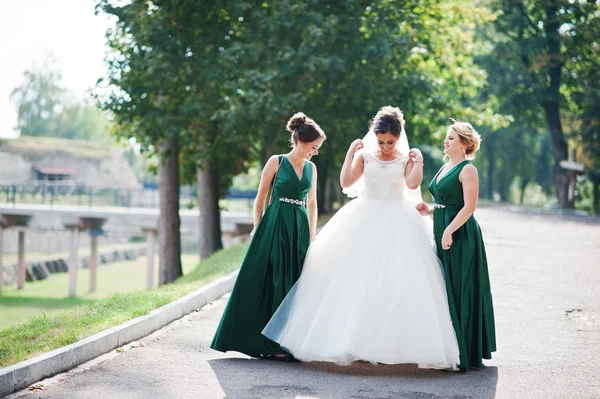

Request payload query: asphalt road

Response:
[7,207,600,399]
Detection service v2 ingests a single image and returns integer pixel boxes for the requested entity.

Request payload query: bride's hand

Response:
[408,148,424,163]
[415,202,429,216]
[347,139,364,155]
[441,229,453,251]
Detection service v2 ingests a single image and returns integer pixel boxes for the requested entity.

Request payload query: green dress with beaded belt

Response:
[429,160,496,370]
[210,156,312,358]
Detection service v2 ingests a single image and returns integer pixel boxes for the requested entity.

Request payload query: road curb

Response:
[0,270,239,397]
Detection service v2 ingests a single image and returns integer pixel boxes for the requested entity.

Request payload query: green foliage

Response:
[54,102,112,143]
[480,0,600,208]
[10,54,111,143]
[94,0,597,210]
[96,0,253,194]
[214,0,503,209]
[10,54,65,137]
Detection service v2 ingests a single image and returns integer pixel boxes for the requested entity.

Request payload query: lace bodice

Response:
[362,152,409,200]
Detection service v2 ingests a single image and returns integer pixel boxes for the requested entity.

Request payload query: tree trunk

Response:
[498,172,510,202]
[592,175,600,215]
[484,135,496,200]
[542,5,572,209]
[158,138,182,285]
[542,98,571,209]
[519,178,530,205]
[197,160,222,260]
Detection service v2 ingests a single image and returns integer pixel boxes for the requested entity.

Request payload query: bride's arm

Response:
[404,148,424,189]
[307,163,318,241]
[340,139,365,188]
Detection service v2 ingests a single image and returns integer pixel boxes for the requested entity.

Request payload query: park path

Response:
[6,206,600,399]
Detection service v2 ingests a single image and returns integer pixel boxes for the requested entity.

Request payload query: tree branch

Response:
[514,0,542,36]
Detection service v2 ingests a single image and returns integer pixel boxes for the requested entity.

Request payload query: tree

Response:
[53,102,111,143]
[96,0,190,284]
[10,54,66,137]
[567,4,600,213]
[11,54,111,143]
[96,0,254,270]
[222,0,499,211]
[489,0,600,209]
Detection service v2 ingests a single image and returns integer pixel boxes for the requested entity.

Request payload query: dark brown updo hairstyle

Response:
[369,106,405,137]
[286,112,326,146]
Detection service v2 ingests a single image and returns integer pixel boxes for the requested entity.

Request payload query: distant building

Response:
[33,167,75,182]
[0,136,140,189]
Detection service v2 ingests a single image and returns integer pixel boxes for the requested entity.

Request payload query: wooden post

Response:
[89,234,98,293]
[69,226,80,297]
[144,228,156,289]
[17,230,25,289]
[0,225,4,292]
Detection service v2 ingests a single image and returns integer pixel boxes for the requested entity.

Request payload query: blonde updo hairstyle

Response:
[449,118,481,160]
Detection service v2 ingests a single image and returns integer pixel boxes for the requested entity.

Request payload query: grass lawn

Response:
[0,252,196,330]
[0,243,248,368]
[1,242,146,266]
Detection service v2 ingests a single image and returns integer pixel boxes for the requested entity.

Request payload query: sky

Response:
[0,0,113,138]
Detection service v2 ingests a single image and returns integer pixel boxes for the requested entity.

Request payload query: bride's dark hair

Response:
[369,106,405,137]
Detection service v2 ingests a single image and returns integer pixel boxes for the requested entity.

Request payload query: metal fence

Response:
[0,181,260,210]
[0,181,195,209]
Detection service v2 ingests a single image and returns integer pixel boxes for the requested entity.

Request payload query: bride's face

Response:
[376,132,399,156]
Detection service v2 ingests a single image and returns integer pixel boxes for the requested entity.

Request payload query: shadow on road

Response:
[209,357,498,398]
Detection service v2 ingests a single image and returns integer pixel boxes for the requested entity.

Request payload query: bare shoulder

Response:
[263,155,282,173]
[269,155,285,166]
[459,163,479,182]
[267,154,281,164]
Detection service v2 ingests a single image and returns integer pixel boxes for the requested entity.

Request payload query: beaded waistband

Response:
[279,197,306,207]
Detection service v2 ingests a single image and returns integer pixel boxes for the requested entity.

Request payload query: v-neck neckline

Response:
[435,160,467,186]
[284,156,306,182]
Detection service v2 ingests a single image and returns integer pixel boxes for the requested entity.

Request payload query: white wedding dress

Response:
[262,152,460,368]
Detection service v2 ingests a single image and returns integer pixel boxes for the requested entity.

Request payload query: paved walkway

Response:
[7,207,600,399]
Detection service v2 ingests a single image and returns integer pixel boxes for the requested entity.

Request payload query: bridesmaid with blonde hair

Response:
[417,119,497,371]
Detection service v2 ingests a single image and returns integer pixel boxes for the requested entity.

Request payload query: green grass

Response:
[0,244,248,368]
[0,252,195,329]
[1,242,146,266]
[0,136,114,160]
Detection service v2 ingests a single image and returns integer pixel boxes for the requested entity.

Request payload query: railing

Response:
[0,181,255,210]
[0,181,171,208]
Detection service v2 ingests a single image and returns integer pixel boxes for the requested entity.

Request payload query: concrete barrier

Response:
[0,269,239,397]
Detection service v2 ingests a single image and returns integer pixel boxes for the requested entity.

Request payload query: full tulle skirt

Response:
[262,198,460,368]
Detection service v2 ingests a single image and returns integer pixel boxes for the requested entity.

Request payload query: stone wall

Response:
[0,137,140,189]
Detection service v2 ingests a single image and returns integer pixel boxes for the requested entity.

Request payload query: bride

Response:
[262,106,460,369]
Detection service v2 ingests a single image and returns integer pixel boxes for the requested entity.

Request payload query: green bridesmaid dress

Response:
[429,160,496,370]
[210,155,312,358]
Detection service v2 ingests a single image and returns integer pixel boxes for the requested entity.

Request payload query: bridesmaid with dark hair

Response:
[210,112,326,359]
[417,119,496,371]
